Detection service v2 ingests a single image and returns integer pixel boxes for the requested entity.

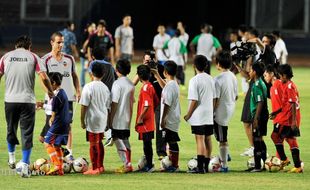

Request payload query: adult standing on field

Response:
[0,35,54,177]
[42,31,81,162]
[115,14,134,62]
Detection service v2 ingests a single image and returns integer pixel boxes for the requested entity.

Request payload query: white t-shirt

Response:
[214,71,238,126]
[160,80,181,132]
[79,81,111,133]
[179,32,189,46]
[111,76,135,130]
[165,37,186,66]
[114,25,134,54]
[274,38,288,64]
[187,73,215,125]
[153,33,170,61]
[197,33,214,61]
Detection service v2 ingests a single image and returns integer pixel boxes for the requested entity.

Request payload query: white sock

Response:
[114,139,128,166]
[105,129,112,139]
[9,152,15,163]
[219,145,228,168]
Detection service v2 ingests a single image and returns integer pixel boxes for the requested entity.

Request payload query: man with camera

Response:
[132,50,167,160]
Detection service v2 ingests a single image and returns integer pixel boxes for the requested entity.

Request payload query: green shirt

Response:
[250,78,267,119]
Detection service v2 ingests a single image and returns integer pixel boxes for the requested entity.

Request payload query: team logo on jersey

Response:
[63,71,70,77]
[63,61,68,67]
[10,57,28,62]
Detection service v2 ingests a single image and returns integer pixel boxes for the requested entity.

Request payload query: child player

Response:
[214,51,238,172]
[184,55,216,173]
[44,72,70,175]
[276,64,303,173]
[110,59,135,173]
[248,62,269,172]
[160,60,181,172]
[80,63,111,175]
[136,65,159,172]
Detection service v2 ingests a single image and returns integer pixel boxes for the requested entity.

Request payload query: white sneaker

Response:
[240,147,254,157]
[20,162,31,178]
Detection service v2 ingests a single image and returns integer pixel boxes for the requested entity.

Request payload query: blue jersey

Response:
[50,89,70,135]
[60,28,77,55]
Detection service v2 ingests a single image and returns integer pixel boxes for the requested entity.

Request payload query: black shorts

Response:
[163,129,180,143]
[191,125,214,136]
[112,129,130,140]
[213,122,228,143]
[5,102,36,150]
[274,124,301,138]
[138,131,154,141]
[252,116,268,137]
[40,115,51,137]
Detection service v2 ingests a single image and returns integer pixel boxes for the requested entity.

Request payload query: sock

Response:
[97,141,104,168]
[143,140,153,168]
[219,145,228,168]
[7,142,15,152]
[169,143,179,168]
[275,144,287,161]
[55,147,63,169]
[22,149,32,164]
[89,142,98,170]
[123,140,132,165]
[291,148,301,168]
[114,139,128,166]
[46,145,59,166]
[7,142,16,163]
[253,140,262,169]
[204,157,210,172]
[261,140,267,163]
[197,155,205,172]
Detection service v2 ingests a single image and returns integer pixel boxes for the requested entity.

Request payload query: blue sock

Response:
[22,149,32,164]
[7,142,16,153]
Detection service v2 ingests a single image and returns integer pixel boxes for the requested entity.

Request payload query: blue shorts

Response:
[44,131,68,146]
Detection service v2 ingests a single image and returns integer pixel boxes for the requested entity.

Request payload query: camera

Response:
[147,60,158,69]
[231,41,257,62]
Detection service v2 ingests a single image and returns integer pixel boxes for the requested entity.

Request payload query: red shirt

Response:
[136,82,159,133]
[277,81,301,127]
[270,80,283,124]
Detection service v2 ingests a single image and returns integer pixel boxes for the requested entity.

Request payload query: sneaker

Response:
[164,166,180,173]
[99,166,105,173]
[280,159,291,170]
[65,155,75,164]
[20,162,31,178]
[83,169,100,175]
[250,168,262,173]
[115,165,133,173]
[140,165,155,173]
[104,138,113,147]
[240,147,254,157]
[47,164,60,175]
[8,160,16,169]
[219,167,229,173]
[288,167,303,173]
[187,168,205,174]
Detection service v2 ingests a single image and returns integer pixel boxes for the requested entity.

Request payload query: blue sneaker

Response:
[165,166,180,173]
[220,167,229,173]
[140,165,155,173]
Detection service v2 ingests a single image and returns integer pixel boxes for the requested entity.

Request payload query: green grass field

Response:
[0,62,309,190]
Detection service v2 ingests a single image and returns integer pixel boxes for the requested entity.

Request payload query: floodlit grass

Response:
[0,62,309,189]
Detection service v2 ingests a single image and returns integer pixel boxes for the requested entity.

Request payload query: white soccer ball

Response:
[265,156,281,172]
[160,156,172,169]
[208,155,221,172]
[63,161,72,173]
[15,161,23,175]
[187,157,198,171]
[72,157,88,173]
[247,157,264,169]
[137,155,147,170]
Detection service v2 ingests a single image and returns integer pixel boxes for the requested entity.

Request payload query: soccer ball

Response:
[72,157,88,173]
[39,163,51,174]
[137,155,147,170]
[15,161,23,175]
[63,161,72,173]
[247,157,264,169]
[265,156,281,172]
[34,158,48,171]
[187,157,198,171]
[160,156,172,169]
[208,155,221,172]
